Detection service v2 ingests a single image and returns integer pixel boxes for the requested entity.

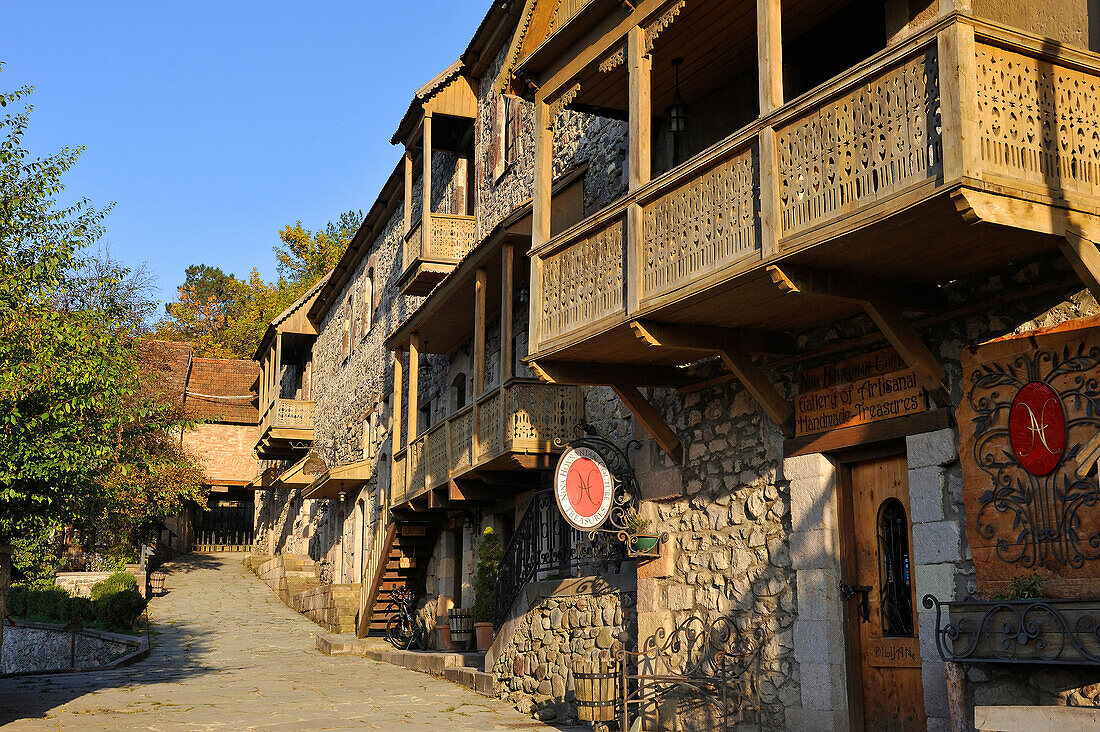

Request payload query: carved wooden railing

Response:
[402,214,477,274]
[391,379,582,502]
[259,397,315,436]
[530,18,1100,357]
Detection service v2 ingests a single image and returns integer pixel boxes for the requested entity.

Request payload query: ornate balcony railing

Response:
[923,594,1100,665]
[402,214,477,273]
[259,398,315,436]
[530,18,1100,357]
[391,379,582,503]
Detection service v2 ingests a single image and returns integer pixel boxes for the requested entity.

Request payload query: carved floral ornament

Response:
[958,322,1100,596]
[644,0,686,54]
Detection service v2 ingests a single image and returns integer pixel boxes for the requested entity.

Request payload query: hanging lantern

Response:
[666,57,688,134]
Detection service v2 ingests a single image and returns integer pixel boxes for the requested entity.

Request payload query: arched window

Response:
[451,372,468,411]
[362,267,374,335]
[877,497,914,637]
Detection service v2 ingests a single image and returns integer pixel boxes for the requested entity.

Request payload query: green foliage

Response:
[12,528,62,588]
[89,571,137,600]
[152,210,362,359]
[1004,574,1043,600]
[623,509,651,534]
[7,579,147,633]
[472,527,503,623]
[0,68,207,547]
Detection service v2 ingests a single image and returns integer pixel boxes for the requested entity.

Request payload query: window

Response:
[504,95,519,167]
[493,95,523,181]
[341,294,352,360]
[877,497,914,637]
[361,268,375,336]
[451,373,468,412]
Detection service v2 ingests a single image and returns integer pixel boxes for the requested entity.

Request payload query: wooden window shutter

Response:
[452,158,467,214]
[491,95,504,181]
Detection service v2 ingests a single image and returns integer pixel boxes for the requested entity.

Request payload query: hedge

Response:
[7,572,147,633]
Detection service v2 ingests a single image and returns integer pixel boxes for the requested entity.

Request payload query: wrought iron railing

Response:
[493,489,623,628]
[923,594,1100,665]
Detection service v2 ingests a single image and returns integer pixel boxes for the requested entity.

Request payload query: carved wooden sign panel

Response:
[795,348,927,437]
[957,318,1100,598]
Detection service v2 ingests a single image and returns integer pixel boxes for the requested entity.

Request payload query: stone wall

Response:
[491,575,636,724]
[0,544,9,670]
[1,622,145,675]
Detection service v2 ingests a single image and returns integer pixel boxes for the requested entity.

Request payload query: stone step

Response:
[443,666,497,696]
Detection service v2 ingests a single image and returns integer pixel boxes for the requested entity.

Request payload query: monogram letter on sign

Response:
[957,318,1100,597]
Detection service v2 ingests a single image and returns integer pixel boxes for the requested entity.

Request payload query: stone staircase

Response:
[245,554,360,634]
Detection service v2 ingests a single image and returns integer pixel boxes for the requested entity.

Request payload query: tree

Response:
[155,210,363,359]
[0,69,205,547]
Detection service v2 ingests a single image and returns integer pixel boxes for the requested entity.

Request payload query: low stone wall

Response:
[490,574,636,724]
[1,620,146,676]
[254,554,320,603]
[56,567,148,598]
[0,544,11,670]
[291,583,360,634]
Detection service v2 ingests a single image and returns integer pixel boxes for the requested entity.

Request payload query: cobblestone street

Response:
[0,554,568,730]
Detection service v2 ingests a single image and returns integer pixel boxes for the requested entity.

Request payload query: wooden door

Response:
[846,455,925,731]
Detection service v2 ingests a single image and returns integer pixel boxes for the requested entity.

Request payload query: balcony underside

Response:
[533,189,1062,368]
[255,427,313,461]
[399,259,458,297]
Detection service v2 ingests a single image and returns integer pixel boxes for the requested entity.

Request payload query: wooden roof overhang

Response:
[391,62,479,149]
[386,163,587,355]
[253,273,329,361]
[308,161,405,325]
[303,460,373,500]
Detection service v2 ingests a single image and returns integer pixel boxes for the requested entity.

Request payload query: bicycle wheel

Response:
[386,614,412,650]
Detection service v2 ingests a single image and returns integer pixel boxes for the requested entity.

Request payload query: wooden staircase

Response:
[357,521,440,636]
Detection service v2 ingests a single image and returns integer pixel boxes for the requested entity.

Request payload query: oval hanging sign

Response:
[555,446,614,531]
[1008,381,1067,476]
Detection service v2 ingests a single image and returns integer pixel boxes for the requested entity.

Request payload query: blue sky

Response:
[1,1,488,310]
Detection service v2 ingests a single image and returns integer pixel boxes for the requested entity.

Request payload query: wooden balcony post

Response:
[530,96,552,353]
[274,332,283,401]
[474,267,488,397]
[757,0,783,114]
[404,149,413,237]
[501,242,514,384]
[938,0,971,17]
[422,114,433,259]
[408,333,421,441]
[626,24,651,314]
[392,349,404,451]
[938,19,980,184]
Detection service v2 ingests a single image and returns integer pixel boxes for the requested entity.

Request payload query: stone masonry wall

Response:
[493,576,635,724]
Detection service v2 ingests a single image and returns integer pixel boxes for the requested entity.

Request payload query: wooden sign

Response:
[957,317,1100,598]
[796,348,927,437]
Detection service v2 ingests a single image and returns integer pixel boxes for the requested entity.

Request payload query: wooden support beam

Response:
[403,150,413,236]
[630,320,794,355]
[501,243,514,383]
[408,334,421,440]
[626,24,650,193]
[392,349,404,452]
[448,480,497,503]
[474,267,488,397]
[428,488,448,510]
[612,385,682,465]
[531,360,688,388]
[1060,228,1100,304]
[769,264,949,407]
[715,348,794,438]
[757,0,783,114]
[767,264,942,312]
[422,114,433,254]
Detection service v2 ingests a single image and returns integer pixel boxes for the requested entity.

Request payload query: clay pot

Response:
[436,621,456,651]
[474,621,495,651]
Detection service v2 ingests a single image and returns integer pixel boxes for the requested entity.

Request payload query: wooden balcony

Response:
[401,214,478,296]
[256,398,315,459]
[529,17,1100,365]
[390,379,582,506]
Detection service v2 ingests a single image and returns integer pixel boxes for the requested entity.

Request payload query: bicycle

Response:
[384,584,426,650]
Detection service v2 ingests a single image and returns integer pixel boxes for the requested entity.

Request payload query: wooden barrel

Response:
[573,654,618,722]
[449,608,472,645]
[150,571,166,595]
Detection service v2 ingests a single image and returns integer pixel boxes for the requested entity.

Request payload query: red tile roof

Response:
[140,340,259,425]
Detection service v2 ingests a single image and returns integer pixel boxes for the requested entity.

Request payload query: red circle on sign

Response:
[1009,381,1066,476]
[565,457,606,518]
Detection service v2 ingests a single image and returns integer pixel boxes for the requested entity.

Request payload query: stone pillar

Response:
[0,543,12,669]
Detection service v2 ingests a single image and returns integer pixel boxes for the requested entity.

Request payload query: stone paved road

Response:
[0,553,570,731]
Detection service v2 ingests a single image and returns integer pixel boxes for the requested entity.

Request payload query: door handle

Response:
[839,582,872,624]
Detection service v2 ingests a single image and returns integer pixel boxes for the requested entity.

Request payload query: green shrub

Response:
[471,527,503,623]
[12,529,62,589]
[6,585,28,617]
[24,586,70,623]
[89,571,137,600]
[98,589,147,632]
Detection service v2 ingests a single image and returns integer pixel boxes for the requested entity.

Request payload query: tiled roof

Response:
[141,340,259,425]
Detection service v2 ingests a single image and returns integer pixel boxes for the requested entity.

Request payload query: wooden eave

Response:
[307,160,405,324]
[253,273,330,360]
[462,0,529,79]
[385,163,588,355]
[512,0,622,86]
[303,460,374,500]
[390,62,478,146]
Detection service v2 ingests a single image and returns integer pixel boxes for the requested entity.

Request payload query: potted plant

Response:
[624,509,661,558]
[471,527,502,650]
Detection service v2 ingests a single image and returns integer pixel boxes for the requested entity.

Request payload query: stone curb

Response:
[0,618,150,678]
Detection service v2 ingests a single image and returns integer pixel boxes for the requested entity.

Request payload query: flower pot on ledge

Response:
[628,533,662,558]
[474,621,495,651]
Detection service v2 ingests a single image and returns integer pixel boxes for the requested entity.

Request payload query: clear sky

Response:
[1,0,488,309]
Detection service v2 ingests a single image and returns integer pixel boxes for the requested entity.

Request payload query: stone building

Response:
[249,0,1100,729]
[143,340,259,552]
